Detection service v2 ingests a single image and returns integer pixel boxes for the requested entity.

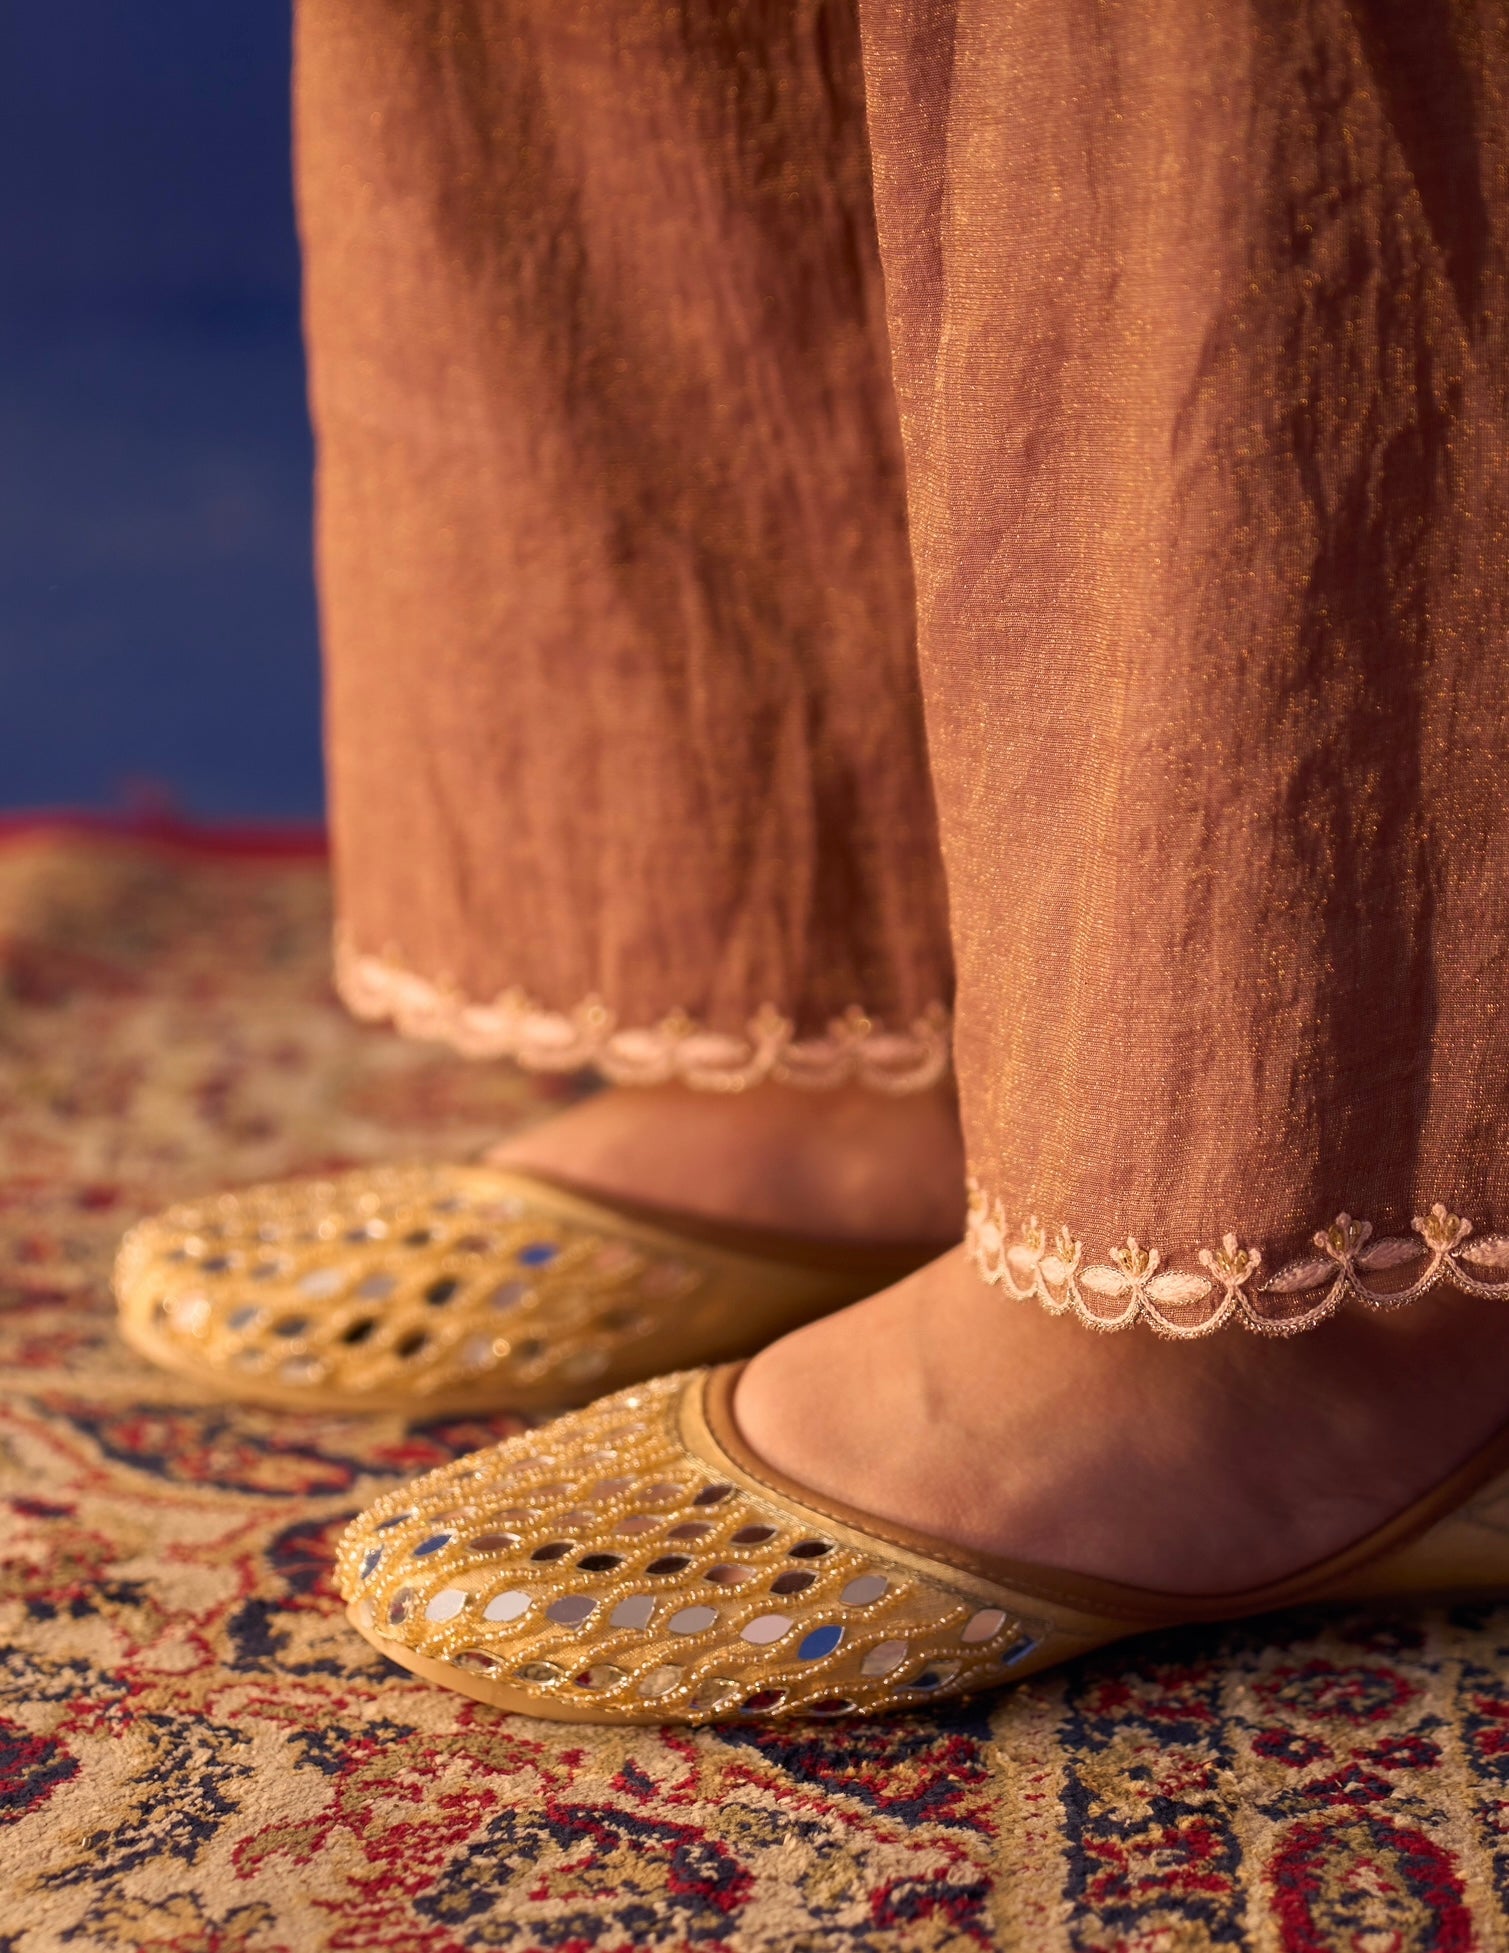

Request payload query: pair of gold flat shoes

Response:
[116,1161,1509,1726]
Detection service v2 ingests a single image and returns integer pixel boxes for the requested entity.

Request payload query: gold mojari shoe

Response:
[114,1163,931,1416]
[336,1364,1509,1725]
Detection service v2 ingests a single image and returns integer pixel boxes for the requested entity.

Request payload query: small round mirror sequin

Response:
[797,1624,845,1661]
[610,1594,655,1630]
[962,1607,1008,1643]
[574,1663,626,1691]
[840,1575,889,1606]
[461,1335,501,1372]
[731,1525,776,1546]
[704,1565,756,1587]
[516,1661,562,1684]
[770,1571,814,1596]
[909,1661,961,1692]
[741,1688,786,1714]
[411,1533,453,1559]
[546,1595,596,1626]
[388,1586,415,1625]
[360,1548,382,1580]
[860,1639,909,1676]
[424,1588,468,1623]
[689,1678,741,1712]
[299,1269,346,1300]
[483,1591,531,1624]
[636,1665,683,1699]
[740,1614,791,1646]
[669,1606,718,1635]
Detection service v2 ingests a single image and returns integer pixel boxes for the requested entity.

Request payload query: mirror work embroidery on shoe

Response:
[335,932,951,1094]
[966,1182,1509,1338]
[336,1373,1046,1723]
[115,1163,708,1404]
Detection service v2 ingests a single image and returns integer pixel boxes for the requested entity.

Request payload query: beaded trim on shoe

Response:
[335,1370,1049,1723]
[115,1163,921,1416]
[966,1181,1509,1338]
[334,934,951,1093]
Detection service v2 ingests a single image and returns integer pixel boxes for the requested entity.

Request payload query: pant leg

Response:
[295,0,952,1089]
[859,0,1509,1328]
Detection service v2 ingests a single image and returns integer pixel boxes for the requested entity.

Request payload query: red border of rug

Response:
[0,811,328,860]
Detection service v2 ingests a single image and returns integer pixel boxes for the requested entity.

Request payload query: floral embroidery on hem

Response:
[334,934,952,1094]
[966,1181,1509,1338]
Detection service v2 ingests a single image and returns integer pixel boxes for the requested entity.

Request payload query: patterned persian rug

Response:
[4,824,1509,1953]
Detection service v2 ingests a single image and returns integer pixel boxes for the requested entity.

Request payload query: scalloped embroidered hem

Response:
[333,935,952,1093]
[965,1180,1509,1338]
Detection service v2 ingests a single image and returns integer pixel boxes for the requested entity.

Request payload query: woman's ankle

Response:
[487,1079,966,1242]
[735,1248,1509,1595]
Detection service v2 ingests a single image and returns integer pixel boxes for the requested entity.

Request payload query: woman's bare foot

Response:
[487,1081,966,1245]
[735,1246,1509,1594]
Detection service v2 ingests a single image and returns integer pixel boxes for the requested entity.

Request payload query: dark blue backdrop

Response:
[0,0,323,818]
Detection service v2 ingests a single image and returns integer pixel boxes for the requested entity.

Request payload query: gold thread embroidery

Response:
[966,1181,1509,1337]
[334,934,951,1094]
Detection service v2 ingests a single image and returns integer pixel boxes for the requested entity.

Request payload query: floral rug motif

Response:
[3,825,1509,1952]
